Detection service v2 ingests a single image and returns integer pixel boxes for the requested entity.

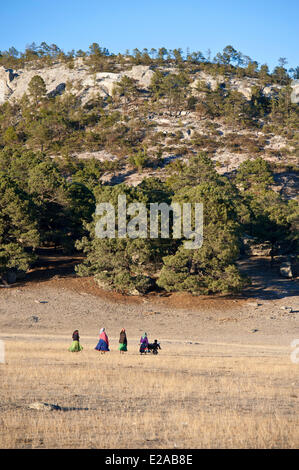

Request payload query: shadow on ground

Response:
[3,249,298,302]
[238,257,298,300]
[22,248,82,284]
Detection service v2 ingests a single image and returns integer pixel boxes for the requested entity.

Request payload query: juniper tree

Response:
[157,182,247,294]
[28,75,47,104]
[75,181,175,293]
[0,172,39,280]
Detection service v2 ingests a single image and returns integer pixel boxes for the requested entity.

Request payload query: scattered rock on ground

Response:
[28,402,89,411]
[28,402,61,411]
[280,306,293,312]
[30,316,39,322]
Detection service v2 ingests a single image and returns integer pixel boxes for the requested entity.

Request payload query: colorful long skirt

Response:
[118,342,127,351]
[140,343,147,353]
[95,339,110,351]
[68,340,83,352]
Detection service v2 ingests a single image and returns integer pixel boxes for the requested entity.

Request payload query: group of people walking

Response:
[68,328,160,354]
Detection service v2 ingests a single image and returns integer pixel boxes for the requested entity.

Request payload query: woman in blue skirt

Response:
[95,328,110,353]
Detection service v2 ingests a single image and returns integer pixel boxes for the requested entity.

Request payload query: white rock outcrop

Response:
[190,71,299,102]
[0,62,155,105]
[125,65,155,88]
[291,80,299,104]
[0,67,16,102]
[0,61,298,105]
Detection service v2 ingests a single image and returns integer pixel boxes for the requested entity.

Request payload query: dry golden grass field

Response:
[0,258,298,449]
[0,335,298,449]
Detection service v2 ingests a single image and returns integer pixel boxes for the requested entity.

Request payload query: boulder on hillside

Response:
[0,66,15,103]
[125,65,155,88]
[291,80,299,104]
[280,261,293,278]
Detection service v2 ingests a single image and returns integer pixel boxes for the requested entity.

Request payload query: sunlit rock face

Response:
[291,80,299,104]
[0,62,155,105]
[0,60,298,106]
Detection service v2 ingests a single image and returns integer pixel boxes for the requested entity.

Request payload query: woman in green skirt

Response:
[118,328,127,353]
[68,330,83,352]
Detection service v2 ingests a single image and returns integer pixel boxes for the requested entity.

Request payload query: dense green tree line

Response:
[0,147,297,291]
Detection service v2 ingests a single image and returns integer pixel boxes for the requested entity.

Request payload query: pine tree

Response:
[28,75,47,104]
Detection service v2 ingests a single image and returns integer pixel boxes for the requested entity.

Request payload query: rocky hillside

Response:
[0,55,298,199]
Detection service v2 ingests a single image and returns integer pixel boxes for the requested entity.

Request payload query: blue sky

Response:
[1,0,298,71]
